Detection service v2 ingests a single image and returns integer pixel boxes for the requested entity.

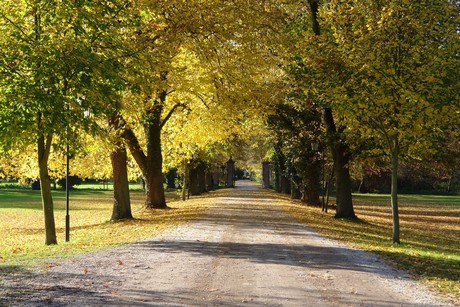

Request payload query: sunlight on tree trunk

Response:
[38,134,57,245]
[181,162,189,201]
[110,146,133,221]
[323,109,356,219]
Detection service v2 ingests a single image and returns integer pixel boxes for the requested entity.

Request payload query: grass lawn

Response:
[283,192,460,303]
[0,188,211,269]
[1,187,458,303]
[72,182,147,191]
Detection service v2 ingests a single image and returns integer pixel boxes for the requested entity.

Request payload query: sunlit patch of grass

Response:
[281,192,460,304]
[0,189,212,268]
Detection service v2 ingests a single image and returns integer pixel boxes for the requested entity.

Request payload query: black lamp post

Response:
[65,142,70,242]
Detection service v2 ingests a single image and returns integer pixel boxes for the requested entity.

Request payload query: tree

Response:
[314,0,459,243]
[267,103,322,205]
[0,1,78,244]
[114,0,290,209]
[0,0,131,243]
[288,1,356,218]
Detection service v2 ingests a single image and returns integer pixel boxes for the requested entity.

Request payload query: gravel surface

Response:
[1,180,452,306]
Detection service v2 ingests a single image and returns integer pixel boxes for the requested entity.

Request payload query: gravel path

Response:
[1,180,451,306]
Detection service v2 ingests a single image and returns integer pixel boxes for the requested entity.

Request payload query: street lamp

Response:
[65,148,70,242]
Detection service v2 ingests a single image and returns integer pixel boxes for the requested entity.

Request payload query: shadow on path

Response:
[129,180,400,279]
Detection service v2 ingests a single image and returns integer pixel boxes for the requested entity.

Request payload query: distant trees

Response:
[267,102,322,205]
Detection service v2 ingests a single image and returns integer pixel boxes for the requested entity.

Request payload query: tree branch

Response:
[0,10,31,44]
[160,102,188,129]
[122,127,147,172]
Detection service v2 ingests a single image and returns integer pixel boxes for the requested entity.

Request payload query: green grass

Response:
[72,182,148,191]
[0,188,207,269]
[0,181,157,191]
[353,193,460,204]
[283,192,460,304]
[1,188,458,304]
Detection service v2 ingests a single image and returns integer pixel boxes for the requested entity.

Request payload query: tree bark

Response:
[110,145,133,221]
[308,0,321,36]
[206,167,213,191]
[302,160,321,206]
[276,151,291,194]
[324,108,356,219]
[273,141,284,192]
[198,162,207,193]
[122,109,167,209]
[38,134,57,245]
[189,164,201,196]
[181,162,189,201]
[144,122,167,208]
[290,168,302,199]
[390,138,400,244]
[280,176,291,195]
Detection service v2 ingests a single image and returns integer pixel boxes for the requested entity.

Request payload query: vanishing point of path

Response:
[2,180,449,306]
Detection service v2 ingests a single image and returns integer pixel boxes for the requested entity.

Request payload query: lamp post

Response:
[65,147,70,242]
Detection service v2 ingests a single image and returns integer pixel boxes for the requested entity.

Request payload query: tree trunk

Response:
[275,142,292,195]
[144,123,167,208]
[274,165,281,192]
[206,167,213,191]
[166,169,177,190]
[212,167,220,189]
[291,185,302,199]
[291,168,301,199]
[324,108,356,219]
[273,141,284,192]
[122,116,167,209]
[333,153,355,218]
[262,161,270,189]
[144,168,166,208]
[446,175,452,193]
[110,145,133,221]
[189,164,201,196]
[182,162,189,201]
[391,139,400,244]
[302,161,321,206]
[38,134,57,245]
[280,176,291,195]
[197,162,207,194]
[121,74,186,209]
[302,186,321,205]
[226,158,235,188]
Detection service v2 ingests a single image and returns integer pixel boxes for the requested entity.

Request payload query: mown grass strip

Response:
[0,189,216,268]
[281,192,459,304]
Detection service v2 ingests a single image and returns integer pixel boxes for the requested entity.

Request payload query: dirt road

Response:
[2,180,450,306]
